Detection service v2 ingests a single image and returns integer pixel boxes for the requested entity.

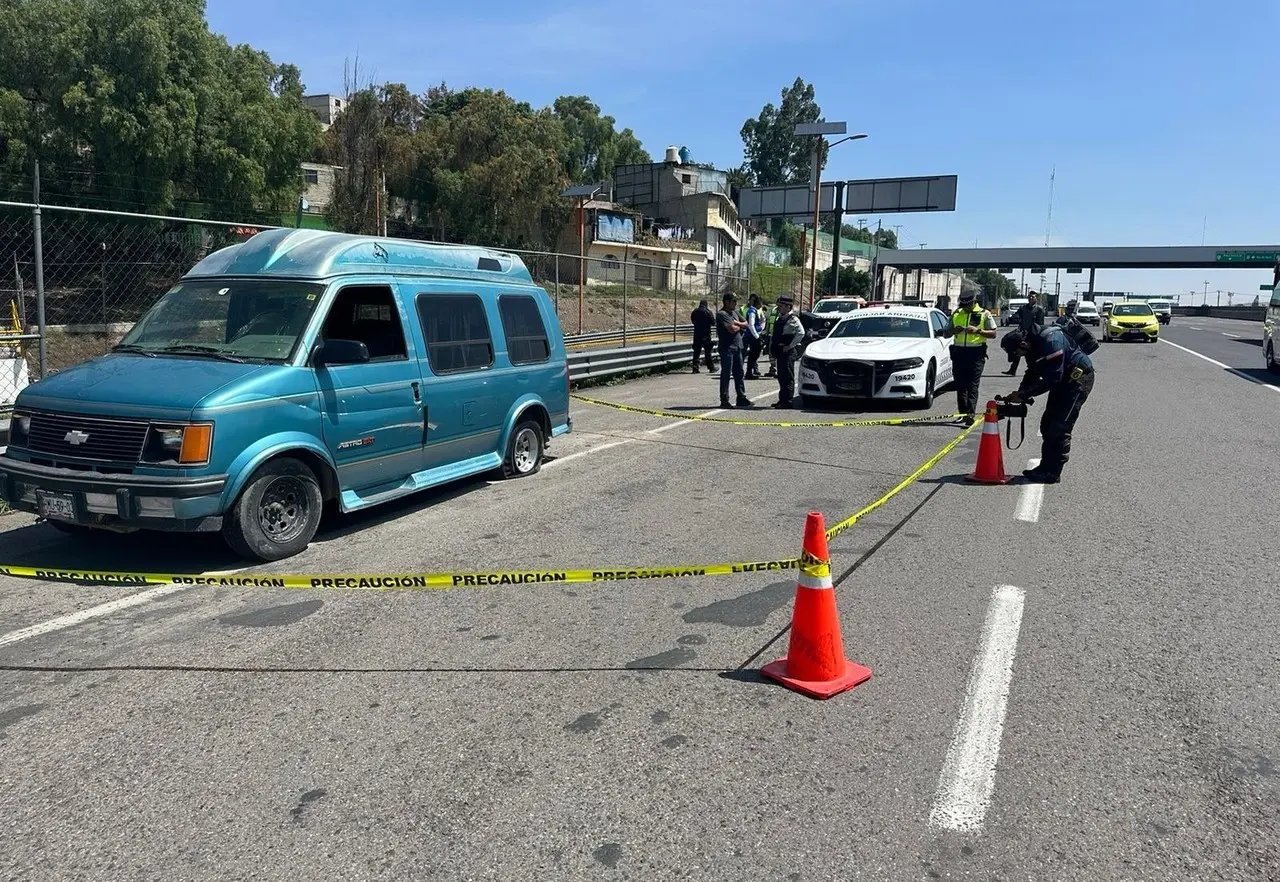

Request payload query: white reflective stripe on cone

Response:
[797,570,834,590]
[982,421,999,434]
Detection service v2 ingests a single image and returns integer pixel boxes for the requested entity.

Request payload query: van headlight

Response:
[10,411,30,446]
[142,423,214,466]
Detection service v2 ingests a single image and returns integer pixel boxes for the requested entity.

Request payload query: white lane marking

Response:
[1189,326,1203,330]
[1014,459,1043,523]
[1222,332,1241,339]
[545,439,634,468]
[1159,339,1280,395]
[649,388,779,435]
[929,584,1027,834]
[0,584,190,649]
[552,387,780,464]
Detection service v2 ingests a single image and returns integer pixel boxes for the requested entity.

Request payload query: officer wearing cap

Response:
[1000,322,1095,484]
[939,289,997,421]
[769,295,805,408]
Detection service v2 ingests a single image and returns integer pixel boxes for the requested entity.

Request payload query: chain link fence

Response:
[0,198,810,416]
[0,201,270,412]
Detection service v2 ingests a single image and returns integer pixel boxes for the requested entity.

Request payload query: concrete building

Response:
[303,94,345,131]
[299,162,338,214]
[611,150,745,289]
[555,198,710,293]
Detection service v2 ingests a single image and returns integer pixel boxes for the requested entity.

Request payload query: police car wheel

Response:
[223,457,323,562]
[917,363,936,409]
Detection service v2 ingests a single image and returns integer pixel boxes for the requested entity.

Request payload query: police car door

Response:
[930,310,954,385]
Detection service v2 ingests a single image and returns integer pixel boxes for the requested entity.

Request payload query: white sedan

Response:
[798,306,954,408]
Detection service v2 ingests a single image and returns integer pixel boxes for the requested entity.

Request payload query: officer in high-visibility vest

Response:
[939,289,997,421]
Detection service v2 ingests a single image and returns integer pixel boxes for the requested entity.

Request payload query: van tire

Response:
[222,457,323,562]
[502,420,544,479]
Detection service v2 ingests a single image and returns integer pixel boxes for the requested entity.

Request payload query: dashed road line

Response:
[1014,458,1044,523]
[1160,339,1280,394]
[929,584,1027,834]
[0,585,190,649]
[1222,332,1241,339]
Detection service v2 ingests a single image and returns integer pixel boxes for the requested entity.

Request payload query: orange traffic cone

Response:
[966,400,1009,485]
[761,511,872,700]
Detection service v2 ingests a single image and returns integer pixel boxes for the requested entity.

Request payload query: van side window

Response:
[498,294,551,365]
[417,293,494,374]
[320,285,408,361]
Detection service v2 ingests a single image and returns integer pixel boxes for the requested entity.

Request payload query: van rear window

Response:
[499,295,551,365]
[416,293,494,374]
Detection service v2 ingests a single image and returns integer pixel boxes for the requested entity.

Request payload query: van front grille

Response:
[25,412,149,463]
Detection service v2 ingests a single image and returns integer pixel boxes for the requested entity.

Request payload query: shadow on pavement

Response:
[0,472,497,573]
[1225,366,1280,388]
[1231,337,1263,347]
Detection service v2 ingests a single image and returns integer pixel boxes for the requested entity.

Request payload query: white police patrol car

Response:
[798,305,954,408]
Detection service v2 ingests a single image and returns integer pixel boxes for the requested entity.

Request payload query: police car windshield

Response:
[814,300,860,314]
[829,315,930,338]
[1112,304,1154,317]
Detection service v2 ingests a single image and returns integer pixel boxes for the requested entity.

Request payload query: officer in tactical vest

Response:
[939,290,997,421]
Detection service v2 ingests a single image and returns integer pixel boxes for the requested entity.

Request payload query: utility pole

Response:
[1042,166,1055,296]
[32,159,47,377]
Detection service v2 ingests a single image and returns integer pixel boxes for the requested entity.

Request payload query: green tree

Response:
[739,77,823,187]
[552,95,649,184]
[0,0,319,216]
[819,265,871,298]
[818,220,899,250]
[966,269,1019,307]
[387,87,572,248]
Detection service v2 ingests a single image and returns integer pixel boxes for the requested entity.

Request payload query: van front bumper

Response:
[0,456,228,532]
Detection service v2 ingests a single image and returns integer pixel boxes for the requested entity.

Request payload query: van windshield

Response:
[118,279,325,362]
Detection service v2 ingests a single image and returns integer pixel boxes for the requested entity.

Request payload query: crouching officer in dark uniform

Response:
[1000,323,1096,484]
[770,295,805,408]
[939,289,997,422]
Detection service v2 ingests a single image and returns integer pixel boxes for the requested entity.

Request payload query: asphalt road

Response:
[1157,314,1279,391]
[0,332,1276,881]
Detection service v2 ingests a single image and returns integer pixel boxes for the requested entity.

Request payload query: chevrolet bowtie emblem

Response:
[64,430,91,445]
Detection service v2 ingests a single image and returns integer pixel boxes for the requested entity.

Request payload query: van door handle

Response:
[411,381,421,404]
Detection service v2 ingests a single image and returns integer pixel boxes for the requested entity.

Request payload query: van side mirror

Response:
[312,339,370,366]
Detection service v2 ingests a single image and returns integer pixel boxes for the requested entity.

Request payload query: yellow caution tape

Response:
[571,393,968,427]
[0,422,980,591]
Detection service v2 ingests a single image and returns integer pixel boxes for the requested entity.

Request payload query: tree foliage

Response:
[0,0,321,218]
[819,265,871,298]
[739,77,823,187]
[967,269,1019,305]
[326,82,651,249]
[821,219,899,249]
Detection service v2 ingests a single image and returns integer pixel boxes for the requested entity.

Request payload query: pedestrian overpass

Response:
[874,244,1280,303]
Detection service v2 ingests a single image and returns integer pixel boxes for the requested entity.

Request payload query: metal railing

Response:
[568,340,692,384]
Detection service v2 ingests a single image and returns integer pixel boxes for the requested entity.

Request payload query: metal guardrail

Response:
[568,340,693,384]
[1170,305,1266,321]
[564,325,692,349]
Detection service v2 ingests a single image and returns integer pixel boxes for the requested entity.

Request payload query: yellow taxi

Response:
[1102,301,1160,343]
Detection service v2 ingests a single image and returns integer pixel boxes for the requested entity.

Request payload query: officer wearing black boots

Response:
[1000,323,1096,484]
[939,289,997,421]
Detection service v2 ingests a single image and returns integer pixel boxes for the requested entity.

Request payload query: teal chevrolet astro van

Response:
[0,229,572,561]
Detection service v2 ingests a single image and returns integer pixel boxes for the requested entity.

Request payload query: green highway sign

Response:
[1261,284,1274,291]
[1215,250,1280,264]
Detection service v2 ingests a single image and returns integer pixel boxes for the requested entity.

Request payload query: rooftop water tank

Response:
[678,146,691,165]
[664,145,680,164]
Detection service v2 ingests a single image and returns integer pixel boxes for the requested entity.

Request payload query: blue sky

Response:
[207,0,1279,303]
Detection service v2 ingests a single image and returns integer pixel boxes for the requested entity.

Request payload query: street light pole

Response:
[794,122,866,311]
[807,137,823,311]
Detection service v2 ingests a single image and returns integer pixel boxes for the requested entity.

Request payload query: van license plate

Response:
[37,491,75,522]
